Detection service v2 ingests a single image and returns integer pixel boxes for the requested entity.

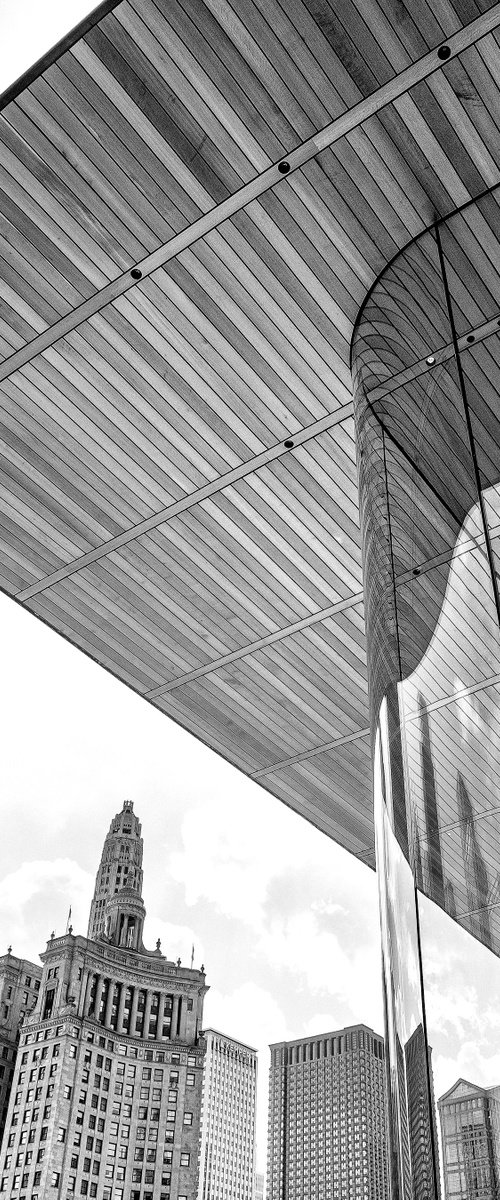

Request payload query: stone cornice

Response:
[41,934,205,986]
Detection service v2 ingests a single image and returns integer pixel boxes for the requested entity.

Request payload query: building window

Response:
[180,1153,190,1167]
[183,1113,193,1126]
[50,1173,60,1186]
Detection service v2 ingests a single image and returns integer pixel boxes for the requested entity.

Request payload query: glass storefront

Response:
[353,187,500,1199]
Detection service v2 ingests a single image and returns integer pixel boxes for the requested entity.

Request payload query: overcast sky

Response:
[0,592,382,1169]
[2,0,500,1178]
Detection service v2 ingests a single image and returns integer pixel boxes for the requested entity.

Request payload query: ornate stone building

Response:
[0,801,207,1200]
[0,956,42,1145]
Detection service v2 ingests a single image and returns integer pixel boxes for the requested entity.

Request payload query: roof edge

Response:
[0,0,122,112]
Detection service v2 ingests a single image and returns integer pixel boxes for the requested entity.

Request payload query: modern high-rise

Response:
[0,801,207,1200]
[254,1171,264,1200]
[197,1029,257,1200]
[267,1024,388,1200]
[438,1080,500,1199]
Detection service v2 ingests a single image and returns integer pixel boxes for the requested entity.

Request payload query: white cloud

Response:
[0,859,94,961]
[168,791,382,1038]
[168,791,292,923]
[145,917,205,971]
[258,911,383,1031]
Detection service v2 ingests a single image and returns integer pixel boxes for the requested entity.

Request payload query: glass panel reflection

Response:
[403,687,500,953]
[352,185,500,1200]
[459,339,500,541]
[397,541,500,711]
[375,701,440,1200]
[419,892,500,1199]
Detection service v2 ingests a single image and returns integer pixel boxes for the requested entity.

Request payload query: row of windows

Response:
[20,1023,198,1069]
[21,1023,76,1045]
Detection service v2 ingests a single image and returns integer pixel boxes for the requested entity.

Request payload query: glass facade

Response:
[352,186,500,1199]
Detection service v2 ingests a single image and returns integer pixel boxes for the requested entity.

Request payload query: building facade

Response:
[0,957,41,1146]
[254,1170,264,1200]
[438,1080,500,1200]
[197,1029,256,1200]
[0,801,207,1200]
[267,1024,388,1200]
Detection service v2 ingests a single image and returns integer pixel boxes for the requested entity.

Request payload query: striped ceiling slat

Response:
[2,0,500,869]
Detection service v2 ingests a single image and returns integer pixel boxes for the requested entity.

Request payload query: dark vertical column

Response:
[129,986,139,1035]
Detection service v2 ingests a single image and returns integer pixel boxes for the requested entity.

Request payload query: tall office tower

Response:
[254,1170,264,1200]
[404,1025,442,1199]
[0,955,41,1144]
[438,1080,500,1199]
[267,1024,388,1200]
[197,1029,257,1200]
[0,801,207,1200]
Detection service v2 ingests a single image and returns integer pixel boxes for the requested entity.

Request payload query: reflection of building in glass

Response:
[395,1033,412,1200]
[0,802,207,1200]
[267,1025,388,1199]
[457,776,493,950]
[405,1025,441,1200]
[438,1080,500,1199]
[418,697,445,909]
[353,191,500,1198]
[197,1029,257,1200]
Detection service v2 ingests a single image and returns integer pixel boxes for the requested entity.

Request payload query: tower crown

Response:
[87,800,145,942]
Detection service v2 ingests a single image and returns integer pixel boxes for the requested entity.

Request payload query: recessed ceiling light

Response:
[278,161,290,174]
[437,45,451,60]
[466,334,475,343]
[284,439,294,449]
[426,355,436,365]
[131,268,142,280]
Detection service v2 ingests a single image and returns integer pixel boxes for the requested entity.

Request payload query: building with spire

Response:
[0,801,207,1200]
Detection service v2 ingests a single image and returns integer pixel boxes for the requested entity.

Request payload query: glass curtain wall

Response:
[352,186,500,1200]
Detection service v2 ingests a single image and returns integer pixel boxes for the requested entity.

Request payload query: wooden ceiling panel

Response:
[2,0,500,864]
[260,735,374,861]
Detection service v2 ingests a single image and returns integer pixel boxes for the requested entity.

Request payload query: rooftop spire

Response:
[87,801,144,942]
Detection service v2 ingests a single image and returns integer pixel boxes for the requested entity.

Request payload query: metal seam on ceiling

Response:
[0,6,498,387]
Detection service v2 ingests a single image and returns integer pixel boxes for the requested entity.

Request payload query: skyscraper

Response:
[0,801,207,1200]
[0,956,41,1145]
[267,1024,388,1200]
[438,1079,500,1199]
[197,1029,257,1200]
